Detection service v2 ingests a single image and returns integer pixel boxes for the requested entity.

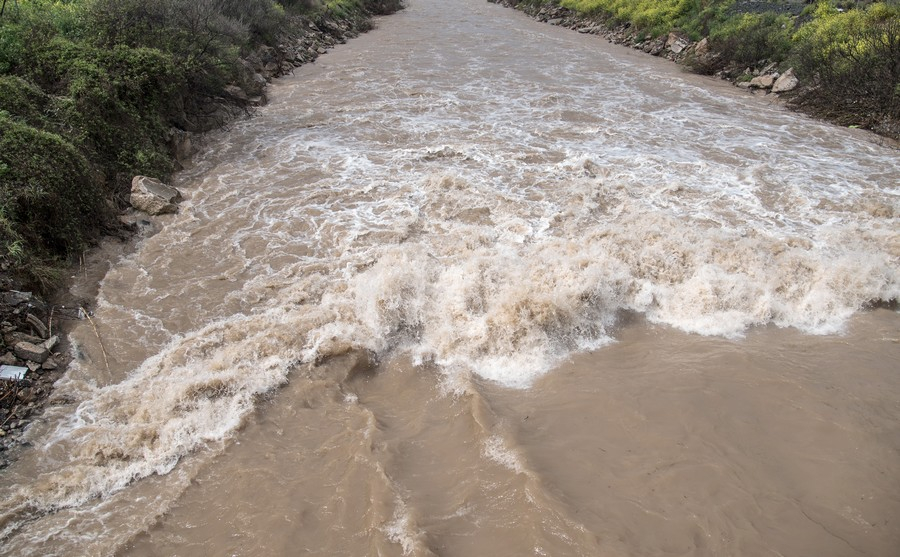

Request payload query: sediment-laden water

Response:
[1,0,898,555]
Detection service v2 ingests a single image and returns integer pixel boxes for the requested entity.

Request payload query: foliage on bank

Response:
[509,0,900,139]
[0,0,401,292]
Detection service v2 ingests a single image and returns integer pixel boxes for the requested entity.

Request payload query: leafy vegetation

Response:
[790,2,900,131]
[0,0,399,291]
[561,0,701,37]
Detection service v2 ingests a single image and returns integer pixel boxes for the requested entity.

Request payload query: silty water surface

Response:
[1,0,898,555]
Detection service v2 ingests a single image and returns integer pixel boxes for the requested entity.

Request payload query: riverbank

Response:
[0,0,403,467]
[489,0,900,141]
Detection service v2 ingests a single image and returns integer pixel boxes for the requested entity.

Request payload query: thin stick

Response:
[80,307,110,373]
[0,382,20,429]
[48,306,55,337]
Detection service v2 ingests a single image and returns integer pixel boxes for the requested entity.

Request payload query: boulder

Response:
[694,37,709,57]
[169,128,194,170]
[772,68,799,93]
[13,341,49,364]
[749,74,776,89]
[666,32,690,54]
[4,331,43,347]
[223,85,249,102]
[130,176,183,216]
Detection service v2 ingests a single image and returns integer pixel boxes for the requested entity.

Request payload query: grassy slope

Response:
[0,0,401,293]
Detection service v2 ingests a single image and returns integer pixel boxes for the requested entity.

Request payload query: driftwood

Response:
[80,307,110,373]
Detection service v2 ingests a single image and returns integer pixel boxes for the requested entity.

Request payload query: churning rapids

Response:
[2,0,899,555]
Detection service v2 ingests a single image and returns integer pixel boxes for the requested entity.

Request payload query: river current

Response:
[1,0,898,555]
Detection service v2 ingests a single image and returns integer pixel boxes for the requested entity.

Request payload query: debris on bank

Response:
[0,291,69,466]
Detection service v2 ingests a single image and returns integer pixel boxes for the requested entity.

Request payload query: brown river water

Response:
[2,0,899,555]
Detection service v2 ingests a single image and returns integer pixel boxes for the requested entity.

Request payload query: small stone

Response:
[0,352,17,366]
[13,341,49,364]
[42,357,58,371]
[43,335,59,352]
[26,361,41,372]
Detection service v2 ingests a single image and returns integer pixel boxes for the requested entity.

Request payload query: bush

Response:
[0,0,399,292]
[790,2,900,129]
[708,12,794,68]
[561,0,711,37]
[0,111,107,263]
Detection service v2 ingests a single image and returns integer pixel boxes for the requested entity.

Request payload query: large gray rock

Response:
[14,341,49,364]
[749,74,776,89]
[772,68,799,93]
[130,176,183,216]
[223,85,249,102]
[1,291,32,306]
[4,331,43,347]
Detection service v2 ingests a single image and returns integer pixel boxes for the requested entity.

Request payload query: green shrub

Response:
[561,0,708,37]
[0,111,107,262]
[708,12,794,67]
[0,75,53,129]
[0,0,399,291]
[790,1,900,129]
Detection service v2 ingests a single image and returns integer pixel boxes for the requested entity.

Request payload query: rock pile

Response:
[0,291,68,466]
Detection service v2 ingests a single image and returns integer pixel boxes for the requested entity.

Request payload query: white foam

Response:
[483,435,526,474]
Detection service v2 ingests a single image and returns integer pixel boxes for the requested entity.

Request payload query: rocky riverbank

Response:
[488,0,900,142]
[167,6,396,168]
[489,0,800,96]
[0,2,402,468]
[0,290,71,465]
